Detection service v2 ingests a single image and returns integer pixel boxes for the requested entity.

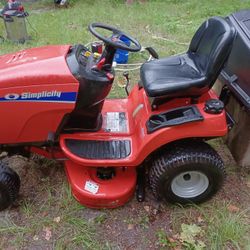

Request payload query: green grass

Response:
[168,202,250,250]
[205,205,249,249]
[1,0,250,55]
[0,172,102,249]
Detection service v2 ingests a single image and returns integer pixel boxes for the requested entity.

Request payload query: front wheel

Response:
[0,162,20,211]
[149,141,226,204]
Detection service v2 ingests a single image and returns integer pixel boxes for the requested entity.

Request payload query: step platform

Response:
[65,160,137,208]
[65,139,131,159]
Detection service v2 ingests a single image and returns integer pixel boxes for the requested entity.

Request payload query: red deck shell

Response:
[65,162,137,208]
[60,86,228,167]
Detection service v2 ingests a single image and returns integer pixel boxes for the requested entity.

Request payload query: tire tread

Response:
[149,141,225,204]
[0,162,20,210]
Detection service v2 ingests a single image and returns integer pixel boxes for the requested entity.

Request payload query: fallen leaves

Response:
[33,235,39,241]
[156,230,179,249]
[197,216,204,223]
[180,224,205,250]
[32,217,61,242]
[227,204,240,213]
[43,227,52,241]
[53,216,61,223]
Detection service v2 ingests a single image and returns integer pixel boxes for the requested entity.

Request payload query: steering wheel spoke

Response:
[88,23,141,52]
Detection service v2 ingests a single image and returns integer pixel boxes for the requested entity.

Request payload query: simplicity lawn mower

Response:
[0,10,249,211]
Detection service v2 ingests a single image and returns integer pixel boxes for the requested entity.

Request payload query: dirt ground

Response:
[0,140,249,249]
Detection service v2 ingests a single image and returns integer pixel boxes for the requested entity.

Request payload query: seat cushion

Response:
[140,54,207,97]
[140,16,235,98]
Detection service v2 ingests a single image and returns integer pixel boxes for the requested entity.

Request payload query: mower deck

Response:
[65,161,136,208]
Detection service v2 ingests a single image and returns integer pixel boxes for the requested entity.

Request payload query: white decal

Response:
[21,90,61,99]
[4,90,62,100]
[106,112,120,132]
[4,93,20,100]
[84,180,99,194]
[103,112,127,132]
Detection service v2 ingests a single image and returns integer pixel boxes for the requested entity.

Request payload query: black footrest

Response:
[146,105,204,133]
[65,139,131,160]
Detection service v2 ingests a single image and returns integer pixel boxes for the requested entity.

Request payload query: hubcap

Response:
[171,171,209,198]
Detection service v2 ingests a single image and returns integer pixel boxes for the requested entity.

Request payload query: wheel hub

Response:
[183,173,191,181]
[171,171,209,198]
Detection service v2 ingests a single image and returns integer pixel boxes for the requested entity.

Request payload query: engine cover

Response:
[0,45,77,87]
[0,45,79,144]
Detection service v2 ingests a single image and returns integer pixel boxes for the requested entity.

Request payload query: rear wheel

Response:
[0,162,20,211]
[149,141,226,204]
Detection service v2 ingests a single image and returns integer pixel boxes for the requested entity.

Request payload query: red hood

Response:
[0,45,78,88]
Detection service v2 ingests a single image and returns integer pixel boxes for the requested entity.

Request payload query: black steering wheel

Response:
[88,23,141,52]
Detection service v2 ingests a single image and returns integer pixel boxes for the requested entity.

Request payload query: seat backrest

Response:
[188,17,235,87]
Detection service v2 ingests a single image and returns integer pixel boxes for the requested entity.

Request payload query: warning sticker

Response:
[103,112,127,132]
[84,181,99,194]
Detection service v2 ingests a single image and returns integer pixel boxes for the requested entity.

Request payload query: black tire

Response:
[149,141,226,204]
[0,162,20,211]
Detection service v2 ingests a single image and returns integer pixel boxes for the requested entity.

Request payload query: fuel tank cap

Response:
[204,99,224,114]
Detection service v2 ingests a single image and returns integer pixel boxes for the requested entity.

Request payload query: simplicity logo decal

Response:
[1,91,77,103]
[5,91,62,100]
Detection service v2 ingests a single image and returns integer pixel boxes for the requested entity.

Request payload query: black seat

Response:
[140,17,235,98]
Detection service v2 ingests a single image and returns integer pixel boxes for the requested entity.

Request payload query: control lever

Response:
[123,72,130,96]
[145,47,159,59]
[96,58,106,70]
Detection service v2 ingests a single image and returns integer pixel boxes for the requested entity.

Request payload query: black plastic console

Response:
[65,44,113,131]
[146,105,204,133]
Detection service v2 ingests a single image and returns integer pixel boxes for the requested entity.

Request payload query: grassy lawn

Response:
[0,0,250,249]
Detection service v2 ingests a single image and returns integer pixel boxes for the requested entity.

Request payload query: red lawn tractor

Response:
[0,10,248,210]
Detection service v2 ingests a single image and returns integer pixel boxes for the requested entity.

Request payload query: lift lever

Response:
[123,71,130,96]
